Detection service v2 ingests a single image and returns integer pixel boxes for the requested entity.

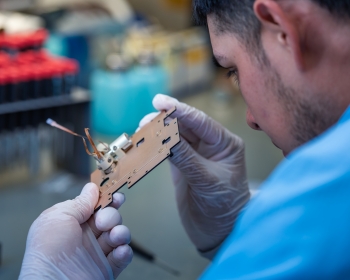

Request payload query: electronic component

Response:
[91,107,180,210]
[47,106,180,211]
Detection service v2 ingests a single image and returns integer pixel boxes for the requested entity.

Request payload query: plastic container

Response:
[0,28,48,55]
[49,62,64,96]
[0,72,10,103]
[63,60,79,94]
[52,59,79,95]
[41,63,53,97]
[6,68,22,102]
[31,65,46,98]
[18,66,32,100]
[91,59,150,136]
[91,53,169,137]
[32,29,48,51]
[132,53,169,114]
[16,51,36,65]
[0,35,5,52]
[36,50,50,62]
[25,66,37,99]
[0,52,11,68]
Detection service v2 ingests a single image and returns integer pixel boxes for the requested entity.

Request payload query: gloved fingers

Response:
[138,101,200,147]
[138,112,160,129]
[97,225,131,256]
[107,244,133,278]
[109,192,126,210]
[178,124,200,148]
[65,183,99,224]
[168,135,240,189]
[153,94,229,146]
[168,135,205,176]
[140,95,227,148]
[88,207,122,238]
[152,93,177,112]
[88,193,125,237]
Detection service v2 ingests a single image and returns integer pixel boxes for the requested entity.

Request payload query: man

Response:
[139,0,350,278]
[19,0,350,278]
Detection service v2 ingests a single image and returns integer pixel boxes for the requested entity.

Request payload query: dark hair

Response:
[193,0,260,54]
[315,0,350,17]
[193,0,350,55]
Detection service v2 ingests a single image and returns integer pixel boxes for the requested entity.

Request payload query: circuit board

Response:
[91,107,180,210]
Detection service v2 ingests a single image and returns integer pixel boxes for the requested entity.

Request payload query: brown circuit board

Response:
[91,107,180,210]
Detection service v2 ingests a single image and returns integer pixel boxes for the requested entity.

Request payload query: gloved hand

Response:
[19,183,132,279]
[139,94,250,259]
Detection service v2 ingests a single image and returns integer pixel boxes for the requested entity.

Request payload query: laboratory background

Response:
[0,0,283,279]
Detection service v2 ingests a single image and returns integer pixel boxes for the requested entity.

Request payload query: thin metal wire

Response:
[85,128,103,159]
[46,118,102,159]
[46,119,88,140]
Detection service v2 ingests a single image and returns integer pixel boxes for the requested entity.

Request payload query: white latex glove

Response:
[19,183,133,279]
[139,94,250,259]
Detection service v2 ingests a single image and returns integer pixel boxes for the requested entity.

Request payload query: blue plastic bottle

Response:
[91,71,138,136]
[132,52,169,114]
[91,53,168,137]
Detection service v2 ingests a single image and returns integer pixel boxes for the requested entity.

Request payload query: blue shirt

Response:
[201,106,350,279]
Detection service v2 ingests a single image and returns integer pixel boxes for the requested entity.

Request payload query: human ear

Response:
[253,0,304,71]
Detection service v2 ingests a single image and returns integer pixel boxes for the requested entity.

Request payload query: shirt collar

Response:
[338,106,350,124]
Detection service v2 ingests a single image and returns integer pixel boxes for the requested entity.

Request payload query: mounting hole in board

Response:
[100,177,109,187]
[162,137,171,145]
[137,138,145,147]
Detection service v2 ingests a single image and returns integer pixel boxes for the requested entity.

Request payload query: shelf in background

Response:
[0,88,90,115]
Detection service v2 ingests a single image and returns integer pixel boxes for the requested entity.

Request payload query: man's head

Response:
[194,0,350,156]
